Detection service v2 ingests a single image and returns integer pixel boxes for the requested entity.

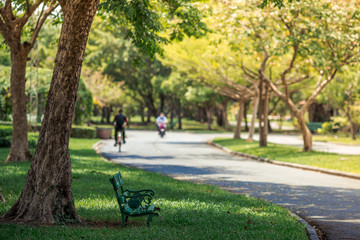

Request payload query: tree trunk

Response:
[205,102,212,130]
[247,94,259,141]
[1,0,99,224]
[258,81,269,147]
[345,105,358,140]
[297,113,312,152]
[234,100,244,139]
[177,100,182,130]
[244,101,249,132]
[202,106,207,123]
[215,106,223,127]
[6,49,32,162]
[222,100,231,131]
[159,93,165,113]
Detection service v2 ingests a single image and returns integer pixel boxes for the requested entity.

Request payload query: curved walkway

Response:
[97,130,360,240]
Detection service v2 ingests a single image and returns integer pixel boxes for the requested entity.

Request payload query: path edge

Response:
[209,141,360,181]
[289,212,319,240]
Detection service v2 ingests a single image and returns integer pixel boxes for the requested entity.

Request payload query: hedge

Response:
[70,125,96,139]
[0,125,13,138]
[0,135,38,148]
[0,124,96,147]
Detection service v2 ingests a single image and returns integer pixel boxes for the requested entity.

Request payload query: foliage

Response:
[0,138,308,240]
[0,125,13,138]
[73,79,93,125]
[0,130,38,148]
[317,122,332,134]
[98,0,209,57]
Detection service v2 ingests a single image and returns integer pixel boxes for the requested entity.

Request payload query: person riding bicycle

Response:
[156,112,168,131]
[113,109,128,146]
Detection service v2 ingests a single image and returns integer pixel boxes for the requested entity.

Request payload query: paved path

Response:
[98,131,360,240]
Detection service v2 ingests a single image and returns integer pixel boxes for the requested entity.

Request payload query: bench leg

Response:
[125,215,128,223]
[147,215,153,227]
[121,213,126,227]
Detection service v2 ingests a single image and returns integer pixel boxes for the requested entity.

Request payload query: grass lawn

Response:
[313,133,360,145]
[213,138,360,175]
[0,138,308,240]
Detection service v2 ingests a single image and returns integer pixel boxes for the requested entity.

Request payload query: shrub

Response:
[70,125,96,138]
[0,135,38,148]
[0,125,12,138]
[318,122,332,134]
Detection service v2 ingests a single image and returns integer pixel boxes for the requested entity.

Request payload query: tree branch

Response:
[301,69,338,113]
[29,1,60,49]
[17,0,43,30]
[280,43,299,100]
[287,74,310,85]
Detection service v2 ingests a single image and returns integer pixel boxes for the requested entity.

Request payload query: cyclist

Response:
[113,109,128,146]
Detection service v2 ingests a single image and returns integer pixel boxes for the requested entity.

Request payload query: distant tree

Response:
[0,0,60,162]
[322,68,360,140]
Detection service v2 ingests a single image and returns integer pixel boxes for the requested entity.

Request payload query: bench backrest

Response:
[109,172,125,206]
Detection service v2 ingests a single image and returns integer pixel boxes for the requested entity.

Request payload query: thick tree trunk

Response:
[247,94,259,141]
[297,113,312,152]
[6,49,32,162]
[234,100,244,139]
[1,0,99,224]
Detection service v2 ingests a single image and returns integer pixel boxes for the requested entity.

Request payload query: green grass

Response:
[0,139,307,240]
[213,138,360,175]
[313,133,360,145]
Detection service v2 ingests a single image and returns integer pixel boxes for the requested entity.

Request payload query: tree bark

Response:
[258,81,269,147]
[6,49,32,162]
[345,104,358,140]
[159,93,165,113]
[1,0,99,224]
[222,100,231,131]
[247,93,259,141]
[297,112,312,151]
[177,100,182,130]
[205,102,212,130]
[234,100,244,139]
[244,101,249,132]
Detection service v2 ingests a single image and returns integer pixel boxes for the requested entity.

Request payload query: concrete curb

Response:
[209,141,360,181]
[289,212,319,240]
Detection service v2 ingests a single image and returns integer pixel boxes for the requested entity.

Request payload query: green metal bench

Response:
[306,122,323,133]
[109,172,159,227]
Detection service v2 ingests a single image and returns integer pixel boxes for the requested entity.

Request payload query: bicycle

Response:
[117,131,122,152]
